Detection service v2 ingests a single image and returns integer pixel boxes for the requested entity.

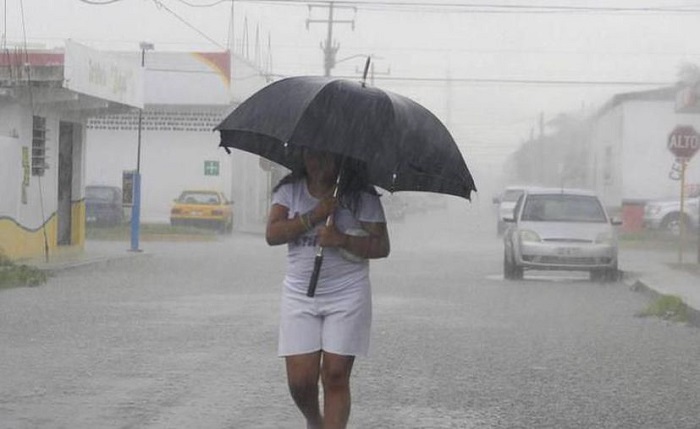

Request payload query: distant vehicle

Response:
[643,190,700,236]
[383,194,408,221]
[493,186,527,235]
[85,185,125,226]
[170,190,233,233]
[502,188,621,282]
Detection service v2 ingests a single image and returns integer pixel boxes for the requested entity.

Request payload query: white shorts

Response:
[278,283,372,357]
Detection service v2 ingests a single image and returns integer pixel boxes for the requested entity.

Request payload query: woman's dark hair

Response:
[272,154,379,214]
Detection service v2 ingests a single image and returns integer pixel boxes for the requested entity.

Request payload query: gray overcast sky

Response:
[3,0,700,171]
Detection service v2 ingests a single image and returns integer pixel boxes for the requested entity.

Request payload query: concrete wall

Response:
[588,104,623,208]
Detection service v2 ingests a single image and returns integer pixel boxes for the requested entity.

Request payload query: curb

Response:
[622,270,700,328]
[38,252,151,276]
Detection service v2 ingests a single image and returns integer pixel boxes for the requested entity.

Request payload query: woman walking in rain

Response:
[265,147,391,429]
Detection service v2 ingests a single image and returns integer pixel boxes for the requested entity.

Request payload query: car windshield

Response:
[502,189,524,202]
[521,194,607,223]
[86,187,115,201]
[178,192,220,205]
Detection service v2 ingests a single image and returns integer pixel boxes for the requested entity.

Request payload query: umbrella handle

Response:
[307,253,324,297]
[306,160,346,297]
[361,56,371,87]
[306,215,332,297]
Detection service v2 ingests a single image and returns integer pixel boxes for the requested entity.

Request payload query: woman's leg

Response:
[321,351,355,429]
[286,352,323,429]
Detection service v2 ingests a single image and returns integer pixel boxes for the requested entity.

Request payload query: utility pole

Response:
[130,42,153,253]
[226,0,234,52]
[307,2,356,76]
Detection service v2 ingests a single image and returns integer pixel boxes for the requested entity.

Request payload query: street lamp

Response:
[130,42,154,252]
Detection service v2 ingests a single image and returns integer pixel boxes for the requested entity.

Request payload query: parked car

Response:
[493,186,527,235]
[170,190,233,233]
[85,185,125,226]
[643,191,699,236]
[503,188,621,282]
[383,194,408,221]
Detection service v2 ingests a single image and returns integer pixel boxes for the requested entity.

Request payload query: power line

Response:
[77,0,128,4]
[172,0,229,6]
[150,0,226,49]
[269,73,671,87]
[177,0,700,15]
[74,1,225,50]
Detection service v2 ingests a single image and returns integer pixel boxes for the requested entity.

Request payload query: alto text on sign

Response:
[667,125,700,160]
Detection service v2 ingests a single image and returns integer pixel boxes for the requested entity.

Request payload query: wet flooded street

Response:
[2,205,700,428]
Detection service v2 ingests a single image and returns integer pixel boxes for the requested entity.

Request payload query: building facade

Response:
[587,87,700,208]
[83,50,271,233]
[0,46,136,260]
[1,42,272,261]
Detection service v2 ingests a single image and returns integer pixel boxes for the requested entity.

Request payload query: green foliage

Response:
[0,254,48,289]
[639,295,689,323]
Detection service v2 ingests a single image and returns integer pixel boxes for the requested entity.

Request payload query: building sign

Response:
[64,40,144,108]
[204,161,220,176]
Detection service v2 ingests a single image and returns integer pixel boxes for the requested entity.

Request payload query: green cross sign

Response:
[204,160,220,176]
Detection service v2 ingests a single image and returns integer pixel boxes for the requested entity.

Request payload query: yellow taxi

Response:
[170,190,234,233]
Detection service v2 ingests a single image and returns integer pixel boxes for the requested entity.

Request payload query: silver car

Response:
[494,186,527,235]
[643,195,699,236]
[503,188,621,282]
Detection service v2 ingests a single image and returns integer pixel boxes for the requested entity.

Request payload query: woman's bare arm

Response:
[265,198,337,246]
[319,221,390,259]
[265,204,304,246]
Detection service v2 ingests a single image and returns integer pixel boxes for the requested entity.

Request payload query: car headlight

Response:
[519,230,541,242]
[596,232,614,244]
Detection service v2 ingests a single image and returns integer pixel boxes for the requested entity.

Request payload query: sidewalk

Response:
[19,240,147,275]
[619,244,700,326]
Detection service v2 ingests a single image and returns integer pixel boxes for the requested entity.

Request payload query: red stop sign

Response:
[668,125,700,160]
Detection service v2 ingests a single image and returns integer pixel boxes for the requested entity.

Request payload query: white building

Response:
[588,87,700,208]
[1,41,274,261]
[0,44,138,260]
[84,49,271,232]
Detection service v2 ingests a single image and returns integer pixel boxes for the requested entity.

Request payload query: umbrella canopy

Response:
[216,76,476,200]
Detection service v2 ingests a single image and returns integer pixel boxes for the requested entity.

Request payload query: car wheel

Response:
[504,248,523,280]
[660,213,689,236]
[503,249,513,279]
[603,268,618,283]
[603,262,619,283]
[512,263,523,280]
[589,269,603,282]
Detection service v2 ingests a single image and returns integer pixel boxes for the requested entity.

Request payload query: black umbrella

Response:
[216,77,475,200]
[215,68,476,295]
